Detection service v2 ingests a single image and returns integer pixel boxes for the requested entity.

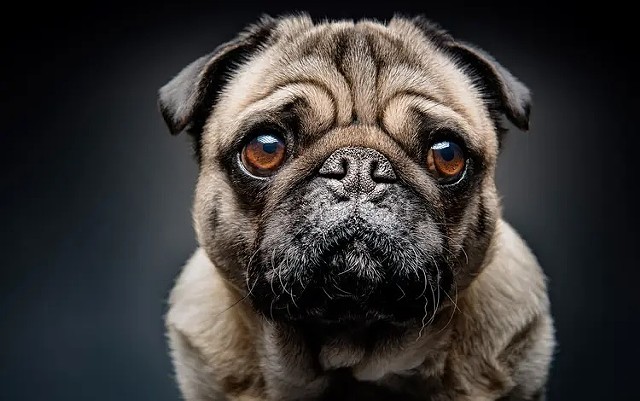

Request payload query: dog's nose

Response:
[318,147,397,196]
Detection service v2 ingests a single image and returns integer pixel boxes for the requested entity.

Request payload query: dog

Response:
[159,14,555,401]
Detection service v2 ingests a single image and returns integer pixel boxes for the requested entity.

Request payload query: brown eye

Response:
[426,141,466,183]
[241,133,286,177]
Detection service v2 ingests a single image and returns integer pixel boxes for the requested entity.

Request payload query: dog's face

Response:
[159,15,530,326]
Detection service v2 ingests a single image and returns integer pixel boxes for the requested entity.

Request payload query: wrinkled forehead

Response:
[204,18,498,161]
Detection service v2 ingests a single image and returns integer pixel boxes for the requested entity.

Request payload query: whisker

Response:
[417,264,429,299]
[322,286,334,300]
[417,294,430,340]
[435,277,459,335]
[395,284,406,301]
[244,247,261,293]
[426,273,437,326]
[212,291,251,319]
[278,249,299,309]
[332,281,354,296]
[269,249,278,298]
[269,296,278,321]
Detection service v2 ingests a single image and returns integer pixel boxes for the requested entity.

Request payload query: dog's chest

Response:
[317,369,441,401]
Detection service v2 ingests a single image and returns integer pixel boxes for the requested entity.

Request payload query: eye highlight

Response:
[426,141,466,184]
[240,133,286,177]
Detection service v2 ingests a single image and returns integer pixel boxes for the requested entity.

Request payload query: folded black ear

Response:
[408,16,531,131]
[448,41,531,131]
[158,16,278,136]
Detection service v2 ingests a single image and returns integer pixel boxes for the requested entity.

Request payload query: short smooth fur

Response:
[159,14,555,401]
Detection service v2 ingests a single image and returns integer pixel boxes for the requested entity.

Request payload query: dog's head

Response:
[159,15,530,326]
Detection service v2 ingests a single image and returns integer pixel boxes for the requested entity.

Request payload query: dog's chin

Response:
[247,230,452,326]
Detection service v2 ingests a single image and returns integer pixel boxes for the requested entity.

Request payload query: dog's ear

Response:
[158,16,278,136]
[447,41,531,131]
[409,16,531,131]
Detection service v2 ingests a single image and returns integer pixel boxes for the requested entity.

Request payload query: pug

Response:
[159,14,555,401]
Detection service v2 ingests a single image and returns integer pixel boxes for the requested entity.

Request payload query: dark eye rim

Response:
[238,128,288,179]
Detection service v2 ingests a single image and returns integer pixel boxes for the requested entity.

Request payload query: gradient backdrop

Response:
[1,2,636,400]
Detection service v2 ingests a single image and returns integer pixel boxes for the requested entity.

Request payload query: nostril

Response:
[341,159,349,178]
[319,156,348,179]
[371,157,397,183]
[369,159,379,178]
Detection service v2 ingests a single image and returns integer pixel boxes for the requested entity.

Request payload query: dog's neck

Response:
[255,308,455,400]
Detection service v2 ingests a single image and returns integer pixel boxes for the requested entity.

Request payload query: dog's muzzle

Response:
[248,145,450,324]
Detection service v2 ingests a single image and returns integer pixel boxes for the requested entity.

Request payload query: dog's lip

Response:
[332,238,369,251]
[318,240,391,269]
[287,299,399,324]
[315,225,389,255]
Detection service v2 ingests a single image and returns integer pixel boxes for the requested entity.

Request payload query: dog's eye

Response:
[426,141,465,183]
[241,133,286,177]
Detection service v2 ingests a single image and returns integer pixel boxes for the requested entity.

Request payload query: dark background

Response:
[1,1,637,400]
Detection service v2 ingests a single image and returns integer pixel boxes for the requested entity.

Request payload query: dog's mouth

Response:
[247,222,452,325]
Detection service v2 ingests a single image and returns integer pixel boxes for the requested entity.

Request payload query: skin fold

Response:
[159,14,555,401]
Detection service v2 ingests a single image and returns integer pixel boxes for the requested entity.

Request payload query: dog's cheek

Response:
[193,170,259,288]
[453,183,500,289]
